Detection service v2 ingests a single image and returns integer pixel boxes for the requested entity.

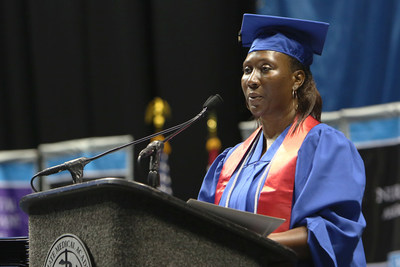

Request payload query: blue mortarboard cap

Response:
[239,14,329,66]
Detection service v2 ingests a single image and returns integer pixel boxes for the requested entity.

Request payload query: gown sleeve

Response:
[198,147,232,203]
[291,125,366,266]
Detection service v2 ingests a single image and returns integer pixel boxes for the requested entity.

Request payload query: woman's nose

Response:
[247,71,260,89]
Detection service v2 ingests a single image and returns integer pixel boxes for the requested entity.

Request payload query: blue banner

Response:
[258,0,400,112]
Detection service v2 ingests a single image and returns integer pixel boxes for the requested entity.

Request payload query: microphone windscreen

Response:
[203,94,224,110]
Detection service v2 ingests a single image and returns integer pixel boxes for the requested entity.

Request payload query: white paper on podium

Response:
[187,199,285,237]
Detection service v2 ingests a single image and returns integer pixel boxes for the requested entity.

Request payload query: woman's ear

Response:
[293,70,305,89]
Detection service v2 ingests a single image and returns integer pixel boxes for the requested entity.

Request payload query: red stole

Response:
[214,116,319,233]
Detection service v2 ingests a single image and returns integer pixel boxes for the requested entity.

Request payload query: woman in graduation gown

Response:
[198,14,366,266]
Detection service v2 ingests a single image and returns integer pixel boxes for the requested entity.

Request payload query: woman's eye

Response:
[243,66,252,74]
[261,65,271,72]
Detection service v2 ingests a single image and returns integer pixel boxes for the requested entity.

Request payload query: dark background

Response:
[0,0,256,201]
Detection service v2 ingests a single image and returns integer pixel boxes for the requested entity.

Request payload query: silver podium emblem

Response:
[44,233,92,267]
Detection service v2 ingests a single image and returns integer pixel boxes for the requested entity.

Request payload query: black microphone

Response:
[137,94,223,161]
[138,140,164,159]
[30,157,92,191]
[137,94,223,187]
[30,121,193,191]
[202,94,224,110]
[35,157,91,177]
[30,94,223,192]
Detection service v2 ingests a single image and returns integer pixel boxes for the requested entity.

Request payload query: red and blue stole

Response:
[214,116,319,232]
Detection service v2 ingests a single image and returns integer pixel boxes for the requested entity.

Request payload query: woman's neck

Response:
[260,111,296,138]
[259,111,296,154]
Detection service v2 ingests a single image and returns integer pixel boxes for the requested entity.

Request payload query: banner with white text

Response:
[0,150,37,237]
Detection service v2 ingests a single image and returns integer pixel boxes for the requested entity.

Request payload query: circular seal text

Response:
[44,233,92,267]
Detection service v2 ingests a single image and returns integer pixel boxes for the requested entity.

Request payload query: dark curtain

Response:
[0,0,256,200]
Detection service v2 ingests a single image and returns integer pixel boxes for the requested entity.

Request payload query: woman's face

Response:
[241,50,298,119]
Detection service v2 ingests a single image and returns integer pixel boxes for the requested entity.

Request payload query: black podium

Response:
[20,178,296,266]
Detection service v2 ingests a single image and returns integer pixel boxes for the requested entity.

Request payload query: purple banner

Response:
[0,187,31,237]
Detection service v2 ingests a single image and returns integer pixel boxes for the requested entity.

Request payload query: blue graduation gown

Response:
[198,123,366,266]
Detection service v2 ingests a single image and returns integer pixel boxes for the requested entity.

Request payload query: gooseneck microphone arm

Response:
[137,94,223,187]
[29,115,201,192]
[137,94,223,160]
[164,107,206,143]
[30,94,223,192]
[136,108,207,187]
[29,120,194,192]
